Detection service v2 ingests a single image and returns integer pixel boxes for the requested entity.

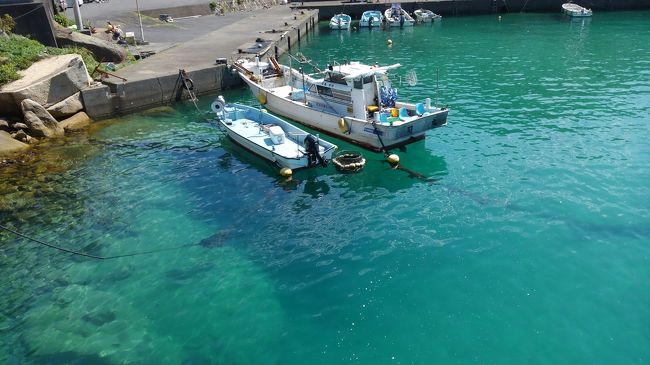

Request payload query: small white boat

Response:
[329,13,351,30]
[562,2,592,17]
[414,8,442,23]
[212,96,337,170]
[234,57,448,152]
[384,4,415,27]
[360,10,383,28]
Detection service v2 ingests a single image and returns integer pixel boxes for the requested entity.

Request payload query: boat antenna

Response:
[435,67,440,106]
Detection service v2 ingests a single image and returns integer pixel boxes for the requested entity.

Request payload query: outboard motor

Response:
[304,134,328,167]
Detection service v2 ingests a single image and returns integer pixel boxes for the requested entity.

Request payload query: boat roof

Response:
[327,62,401,80]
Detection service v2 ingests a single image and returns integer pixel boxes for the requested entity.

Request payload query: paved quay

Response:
[82,5,318,118]
[115,5,313,81]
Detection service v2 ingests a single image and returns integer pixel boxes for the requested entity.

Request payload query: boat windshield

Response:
[325,73,348,85]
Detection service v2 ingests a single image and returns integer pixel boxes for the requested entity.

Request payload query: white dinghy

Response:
[384,4,415,27]
[562,2,592,17]
[212,96,337,170]
[414,8,442,23]
[360,10,383,28]
[329,13,352,30]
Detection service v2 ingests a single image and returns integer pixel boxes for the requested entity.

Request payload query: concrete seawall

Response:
[83,8,319,119]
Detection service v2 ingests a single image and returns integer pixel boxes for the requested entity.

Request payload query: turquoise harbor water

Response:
[2,11,650,364]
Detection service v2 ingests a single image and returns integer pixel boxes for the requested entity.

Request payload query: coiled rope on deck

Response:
[0,224,201,260]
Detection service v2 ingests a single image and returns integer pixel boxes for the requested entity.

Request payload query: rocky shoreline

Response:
[0,54,94,158]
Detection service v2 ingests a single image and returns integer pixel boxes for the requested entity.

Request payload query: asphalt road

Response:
[65,1,256,44]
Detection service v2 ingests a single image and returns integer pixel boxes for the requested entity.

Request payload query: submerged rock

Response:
[59,111,91,132]
[21,99,64,138]
[199,229,232,248]
[0,130,29,155]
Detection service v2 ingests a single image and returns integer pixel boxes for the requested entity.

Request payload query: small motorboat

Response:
[562,2,592,17]
[384,4,415,27]
[212,96,337,170]
[359,10,383,28]
[329,13,352,30]
[414,8,442,23]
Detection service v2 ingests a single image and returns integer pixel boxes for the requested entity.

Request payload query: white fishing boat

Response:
[212,96,337,170]
[414,8,442,23]
[384,4,415,27]
[233,57,448,152]
[329,13,352,30]
[562,2,592,17]
[360,10,383,27]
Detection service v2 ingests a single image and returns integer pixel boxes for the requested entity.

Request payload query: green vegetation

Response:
[209,1,218,12]
[54,14,75,28]
[0,34,45,85]
[0,34,101,86]
[0,14,16,33]
[46,46,98,74]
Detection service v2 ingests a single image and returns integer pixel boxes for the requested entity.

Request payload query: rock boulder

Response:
[55,25,127,64]
[59,111,91,132]
[0,54,91,116]
[0,119,9,132]
[47,92,84,119]
[21,99,64,138]
[13,122,28,130]
[0,131,29,155]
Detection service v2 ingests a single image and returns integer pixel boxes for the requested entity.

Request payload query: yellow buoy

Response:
[387,154,400,165]
[280,167,293,177]
[257,92,267,105]
[338,118,349,133]
[386,39,393,45]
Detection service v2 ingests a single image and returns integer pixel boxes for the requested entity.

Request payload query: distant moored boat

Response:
[360,10,383,28]
[562,2,593,17]
[414,8,442,23]
[329,13,352,30]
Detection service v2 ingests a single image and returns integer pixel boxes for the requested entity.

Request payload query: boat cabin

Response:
[289,61,401,121]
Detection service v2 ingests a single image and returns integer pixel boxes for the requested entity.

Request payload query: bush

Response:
[0,14,16,33]
[54,13,74,27]
[209,1,217,11]
[0,34,45,84]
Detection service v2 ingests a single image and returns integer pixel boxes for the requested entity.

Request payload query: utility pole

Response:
[135,0,145,43]
[72,0,83,31]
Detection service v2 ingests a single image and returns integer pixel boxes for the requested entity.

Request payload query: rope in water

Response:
[0,224,201,260]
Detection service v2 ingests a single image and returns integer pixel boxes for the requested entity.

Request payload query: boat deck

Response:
[226,119,305,159]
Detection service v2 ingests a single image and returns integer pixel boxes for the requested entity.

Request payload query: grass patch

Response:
[0,34,46,85]
[46,46,98,74]
[0,34,110,85]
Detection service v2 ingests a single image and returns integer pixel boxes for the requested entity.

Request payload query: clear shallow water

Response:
[2,12,650,364]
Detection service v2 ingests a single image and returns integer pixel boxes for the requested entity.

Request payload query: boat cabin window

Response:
[325,73,348,85]
[317,85,333,97]
[353,75,374,89]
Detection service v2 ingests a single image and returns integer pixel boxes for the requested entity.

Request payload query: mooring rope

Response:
[0,224,202,260]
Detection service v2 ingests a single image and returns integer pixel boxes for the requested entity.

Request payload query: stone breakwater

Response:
[0,54,93,156]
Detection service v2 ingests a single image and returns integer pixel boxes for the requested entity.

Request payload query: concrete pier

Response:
[83,6,318,119]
